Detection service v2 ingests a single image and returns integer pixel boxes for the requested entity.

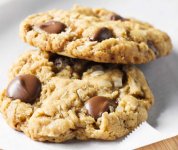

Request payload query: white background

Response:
[0,0,178,149]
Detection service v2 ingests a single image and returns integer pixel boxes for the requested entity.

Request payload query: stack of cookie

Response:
[0,6,172,142]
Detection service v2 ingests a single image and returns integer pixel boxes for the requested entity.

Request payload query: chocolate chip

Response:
[85,96,110,119]
[26,25,32,31]
[49,53,59,62]
[121,67,128,86]
[39,21,66,34]
[49,54,64,73]
[110,14,126,21]
[7,74,41,104]
[132,94,145,100]
[110,99,118,107]
[90,27,114,42]
[54,58,63,70]
[115,100,119,105]
[147,40,159,56]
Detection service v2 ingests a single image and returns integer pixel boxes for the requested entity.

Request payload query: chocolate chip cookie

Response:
[0,50,154,142]
[20,5,172,64]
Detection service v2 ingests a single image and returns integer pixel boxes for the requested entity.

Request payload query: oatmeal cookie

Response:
[0,50,154,142]
[20,5,172,64]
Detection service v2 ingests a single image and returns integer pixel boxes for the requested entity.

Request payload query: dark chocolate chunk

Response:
[7,74,41,104]
[90,27,114,42]
[85,96,110,119]
[110,14,125,21]
[147,40,159,56]
[39,21,66,34]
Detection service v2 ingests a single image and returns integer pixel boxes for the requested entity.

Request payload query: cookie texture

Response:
[20,5,172,64]
[0,50,154,142]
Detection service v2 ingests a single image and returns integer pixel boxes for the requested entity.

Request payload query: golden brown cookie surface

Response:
[0,50,154,142]
[20,5,172,64]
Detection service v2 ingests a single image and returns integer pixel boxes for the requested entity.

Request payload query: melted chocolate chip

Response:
[110,14,125,21]
[90,27,114,42]
[39,21,66,34]
[109,100,118,108]
[49,54,65,73]
[54,57,63,70]
[85,96,110,119]
[49,53,89,75]
[147,40,159,56]
[110,14,124,21]
[132,94,145,100]
[7,74,41,104]
[26,25,32,31]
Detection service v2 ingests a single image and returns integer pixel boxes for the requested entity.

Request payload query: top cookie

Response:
[20,5,172,64]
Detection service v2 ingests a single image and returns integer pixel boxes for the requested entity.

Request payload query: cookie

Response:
[20,5,172,64]
[0,50,154,142]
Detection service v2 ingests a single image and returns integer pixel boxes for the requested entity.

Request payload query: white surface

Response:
[0,0,178,149]
[119,122,164,149]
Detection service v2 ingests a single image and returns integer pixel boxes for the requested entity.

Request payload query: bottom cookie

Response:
[0,50,154,142]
